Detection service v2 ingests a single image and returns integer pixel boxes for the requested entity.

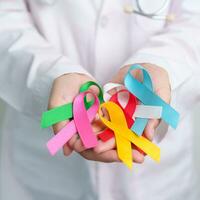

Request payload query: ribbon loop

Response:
[80,81,104,108]
[103,82,124,102]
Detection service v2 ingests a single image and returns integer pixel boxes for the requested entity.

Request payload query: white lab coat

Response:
[0,0,200,199]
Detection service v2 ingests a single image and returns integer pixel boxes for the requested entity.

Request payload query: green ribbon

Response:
[41,81,104,128]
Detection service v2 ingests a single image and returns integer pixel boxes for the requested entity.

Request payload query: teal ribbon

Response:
[124,64,179,136]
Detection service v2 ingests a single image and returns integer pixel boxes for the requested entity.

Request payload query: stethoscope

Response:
[124,0,175,22]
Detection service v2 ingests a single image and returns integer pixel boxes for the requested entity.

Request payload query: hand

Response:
[48,73,126,162]
[92,63,171,162]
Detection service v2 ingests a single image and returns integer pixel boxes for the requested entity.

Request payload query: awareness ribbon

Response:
[124,64,180,136]
[98,89,136,142]
[47,91,99,155]
[41,81,104,128]
[98,101,160,169]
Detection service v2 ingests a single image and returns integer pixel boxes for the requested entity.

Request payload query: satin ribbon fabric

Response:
[124,64,179,135]
[41,81,103,128]
[103,82,124,102]
[98,89,136,141]
[99,101,160,169]
[47,91,99,155]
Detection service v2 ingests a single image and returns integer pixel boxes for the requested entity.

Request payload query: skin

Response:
[48,63,171,164]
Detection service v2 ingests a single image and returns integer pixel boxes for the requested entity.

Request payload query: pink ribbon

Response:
[47,91,99,155]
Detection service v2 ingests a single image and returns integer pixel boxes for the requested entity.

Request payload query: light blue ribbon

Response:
[124,64,180,136]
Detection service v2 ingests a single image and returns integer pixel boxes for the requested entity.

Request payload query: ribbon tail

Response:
[41,104,73,128]
[121,128,160,163]
[115,134,133,169]
[131,118,148,136]
[47,120,76,155]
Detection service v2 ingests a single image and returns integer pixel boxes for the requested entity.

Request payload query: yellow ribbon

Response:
[98,102,160,169]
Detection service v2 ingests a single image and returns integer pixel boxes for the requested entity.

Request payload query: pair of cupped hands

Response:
[48,63,171,164]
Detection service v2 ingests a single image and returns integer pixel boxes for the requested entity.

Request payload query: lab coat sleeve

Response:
[0,1,91,121]
[124,0,200,90]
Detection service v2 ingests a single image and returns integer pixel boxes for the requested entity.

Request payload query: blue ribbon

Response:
[124,64,180,136]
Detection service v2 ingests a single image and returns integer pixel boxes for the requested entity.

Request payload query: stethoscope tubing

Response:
[132,0,171,20]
